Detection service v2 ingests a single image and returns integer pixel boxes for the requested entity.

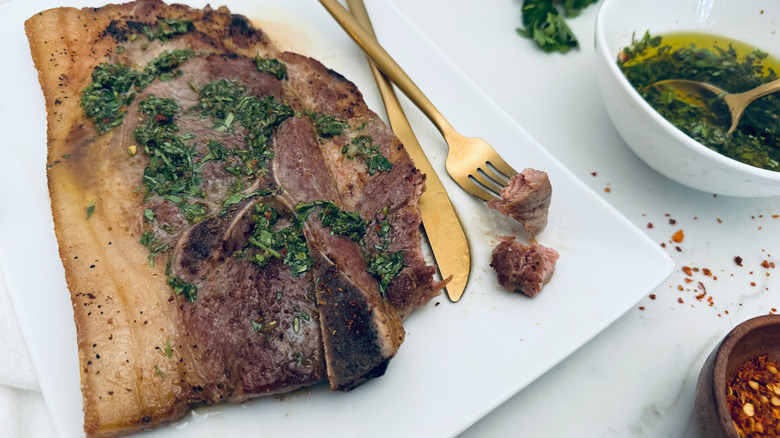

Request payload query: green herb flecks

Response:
[164,338,173,358]
[86,199,96,220]
[618,32,780,171]
[143,18,194,42]
[373,206,392,252]
[310,112,349,137]
[154,365,167,377]
[140,230,170,267]
[81,50,197,133]
[516,0,598,54]
[341,135,393,175]
[197,79,293,178]
[81,63,140,132]
[246,203,313,276]
[135,95,207,215]
[297,200,367,243]
[137,49,196,88]
[252,319,263,334]
[167,276,197,302]
[254,55,287,80]
[367,251,405,295]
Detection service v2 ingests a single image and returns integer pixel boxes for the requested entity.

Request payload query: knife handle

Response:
[318,0,454,137]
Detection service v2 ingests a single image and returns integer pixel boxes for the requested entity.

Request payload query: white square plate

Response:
[0,0,674,436]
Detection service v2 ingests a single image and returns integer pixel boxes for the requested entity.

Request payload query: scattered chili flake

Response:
[703,268,713,277]
[728,355,780,436]
[649,294,656,300]
[736,256,744,267]
[647,222,654,229]
[677,297,684,304]
[669,219,677,225]
[639,306,645,310]
[604,187,611,193]
[672,229,684,243]
[682,266,693,276]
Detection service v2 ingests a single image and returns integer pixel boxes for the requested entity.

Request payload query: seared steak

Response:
[487,168,552,235]
[25,1,445,435]
[490,236,559,297]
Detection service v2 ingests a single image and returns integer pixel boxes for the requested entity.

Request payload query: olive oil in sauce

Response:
[618,31,780,171]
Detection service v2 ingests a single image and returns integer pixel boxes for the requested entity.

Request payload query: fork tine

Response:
[481,167,509,188]
[487,157,517,179]
[461,176,498,202]
[472,171,504,194]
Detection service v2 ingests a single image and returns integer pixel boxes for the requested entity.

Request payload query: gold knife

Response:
[345,0,470,302]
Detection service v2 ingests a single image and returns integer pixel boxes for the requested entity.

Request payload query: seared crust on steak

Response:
[490,236,559,297]
[26,1,443,435]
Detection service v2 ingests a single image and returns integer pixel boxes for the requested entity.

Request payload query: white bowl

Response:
[594,0,780,197]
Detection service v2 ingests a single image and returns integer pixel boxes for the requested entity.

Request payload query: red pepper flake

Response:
[647,222,654,229]
[677,297,684,304]
[677,285,684,291]
[604,187,611,193]
[703,268,712,276]
[682,266,693,276]
[717,218,723,223]
[735,256,744,266]
[751,282,757,287]
[591,172,597,177]
[761,260,775,269]
[675,246,682,252]
[669,218,677,225]
[638,306,645,310]
[728,355,780,436]
[649,294,656,300]
[684,278,694,284]
[672,229,684,243]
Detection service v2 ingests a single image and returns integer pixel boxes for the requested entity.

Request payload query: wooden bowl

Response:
[695,315,780,437]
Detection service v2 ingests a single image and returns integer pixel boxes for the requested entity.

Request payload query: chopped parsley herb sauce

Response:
[140,230,170,267]
[245,203,313,276]
[197,79,293,178]
[297,200,366,242]
[81,49,197,133]
[310,112,349,137]
[254,55,287,80]
[341,135,393,175]
[367,251,405,295]
[143,18,194,42]
[618,32,780,171]
[167,276,197,302]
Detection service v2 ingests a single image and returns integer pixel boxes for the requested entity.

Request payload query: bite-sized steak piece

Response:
[26,0,443,435]
[487,168,552,236]
[490,236,559,297]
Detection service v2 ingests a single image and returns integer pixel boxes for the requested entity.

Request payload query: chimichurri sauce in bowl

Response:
[617,32,780,172]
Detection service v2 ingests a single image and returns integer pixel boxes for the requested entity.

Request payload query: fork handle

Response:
[318,0,455,138]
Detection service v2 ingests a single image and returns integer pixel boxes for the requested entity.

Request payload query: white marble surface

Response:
[1,0,779,436]
[377,1,780,437]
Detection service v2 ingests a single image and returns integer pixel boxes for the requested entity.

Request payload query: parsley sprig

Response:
[516,0,599,54]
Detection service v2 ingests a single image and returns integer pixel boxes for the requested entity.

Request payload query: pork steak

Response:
[25,1,445,435]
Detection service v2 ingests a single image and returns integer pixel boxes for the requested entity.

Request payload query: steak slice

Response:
[487,168,552,236]
[490,236,559,297]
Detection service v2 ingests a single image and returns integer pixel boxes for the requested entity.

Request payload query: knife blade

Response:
[345,0,470,302]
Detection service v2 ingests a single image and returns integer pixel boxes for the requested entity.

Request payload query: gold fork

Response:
[318,0,517,201]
